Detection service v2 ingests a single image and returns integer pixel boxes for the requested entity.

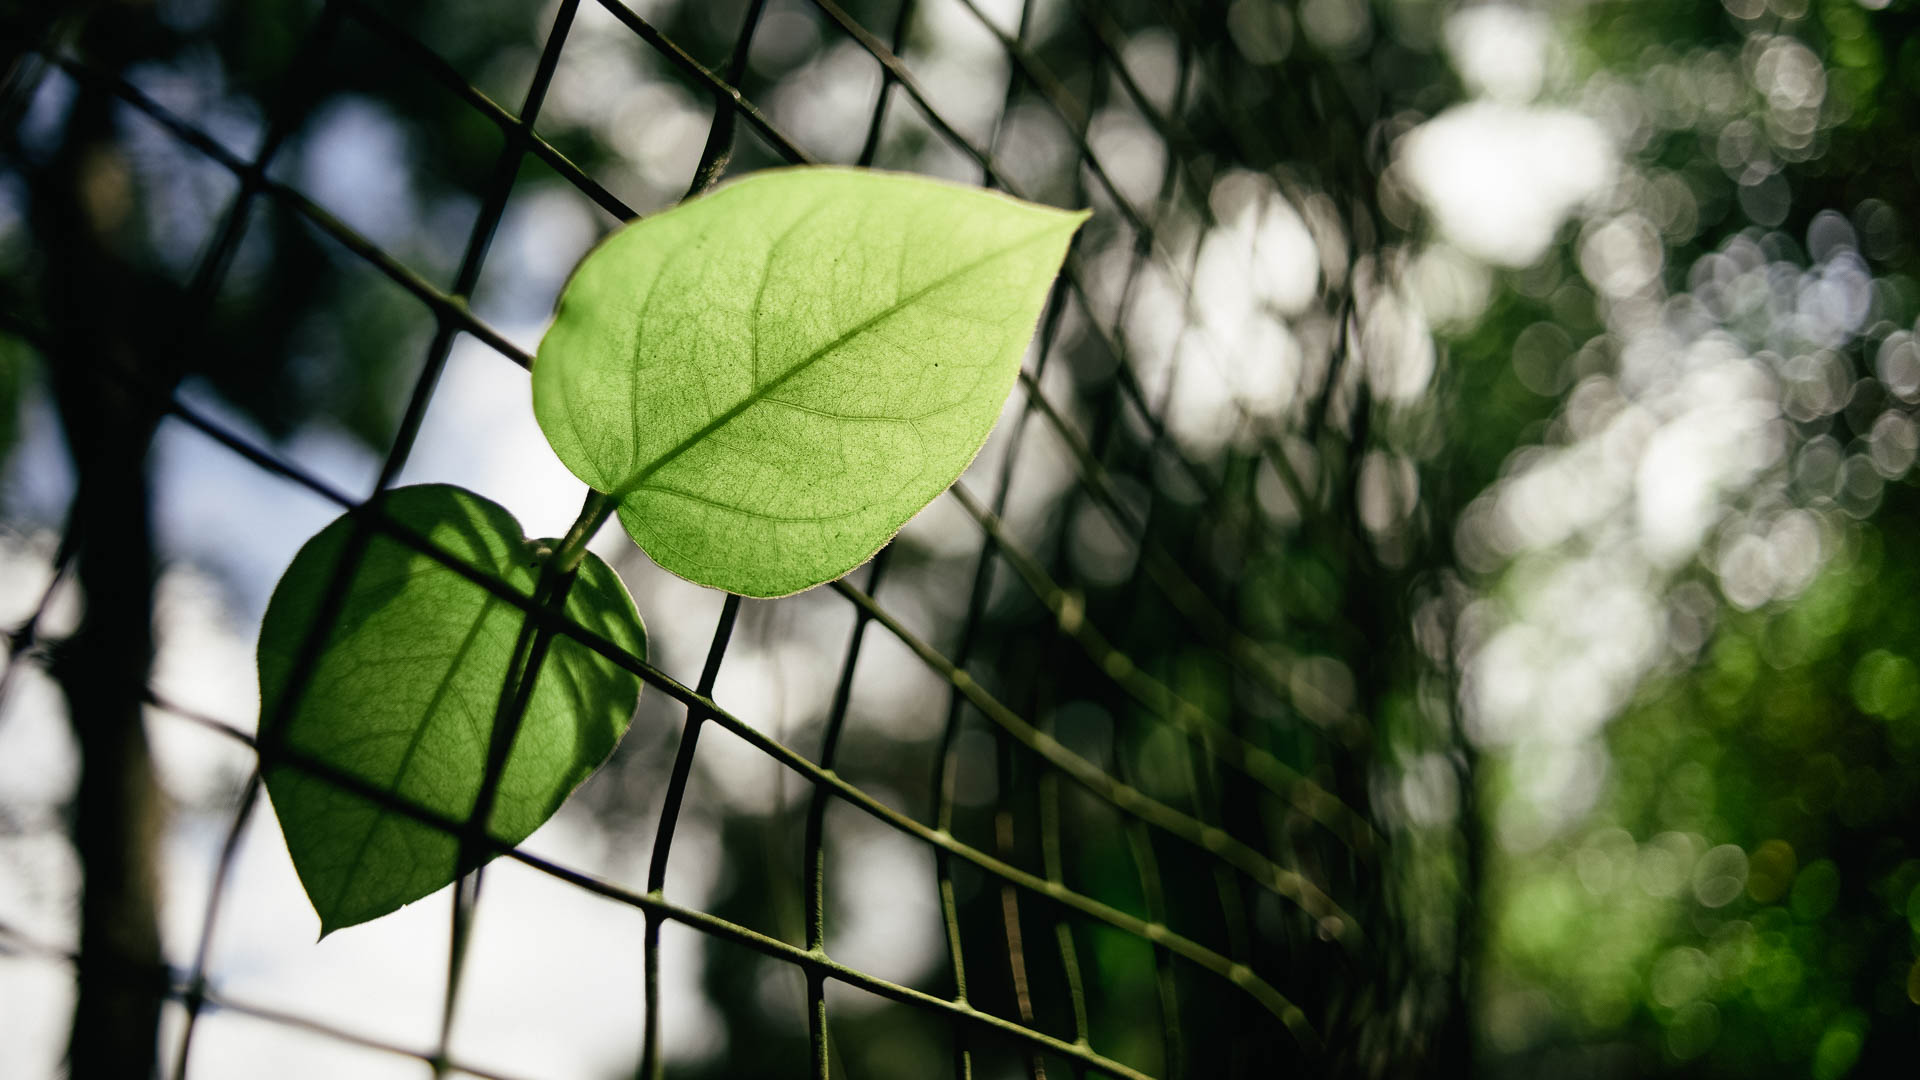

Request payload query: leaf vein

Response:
[610,221,1066,497]
[636,481,880,524]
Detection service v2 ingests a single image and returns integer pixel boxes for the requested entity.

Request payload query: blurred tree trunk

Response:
[28,8,170,1077]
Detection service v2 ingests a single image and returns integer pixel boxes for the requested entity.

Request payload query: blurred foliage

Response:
[1490,488,1920,1076]
[1466,1,1920,1077]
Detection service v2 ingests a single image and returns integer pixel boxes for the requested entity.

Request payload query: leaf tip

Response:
[316,907,370,939]
[1047,205,1094,248]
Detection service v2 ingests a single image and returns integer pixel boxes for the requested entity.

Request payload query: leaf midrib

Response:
[607,220,1069,499]
[327,591,504,923]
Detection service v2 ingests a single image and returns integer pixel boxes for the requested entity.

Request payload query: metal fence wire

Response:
[2,0,1457,1077]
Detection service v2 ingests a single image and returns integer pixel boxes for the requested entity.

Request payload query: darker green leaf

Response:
[257,484,645,934]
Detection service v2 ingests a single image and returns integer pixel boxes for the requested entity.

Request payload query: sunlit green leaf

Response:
[532,166,1087,597]
[257,484,645,934]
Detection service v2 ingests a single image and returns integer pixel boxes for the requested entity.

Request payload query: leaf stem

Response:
[554,488,616,575]
[440,485,615,1033]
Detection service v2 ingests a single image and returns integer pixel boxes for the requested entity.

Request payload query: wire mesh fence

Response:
[1,1,1456,1077]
